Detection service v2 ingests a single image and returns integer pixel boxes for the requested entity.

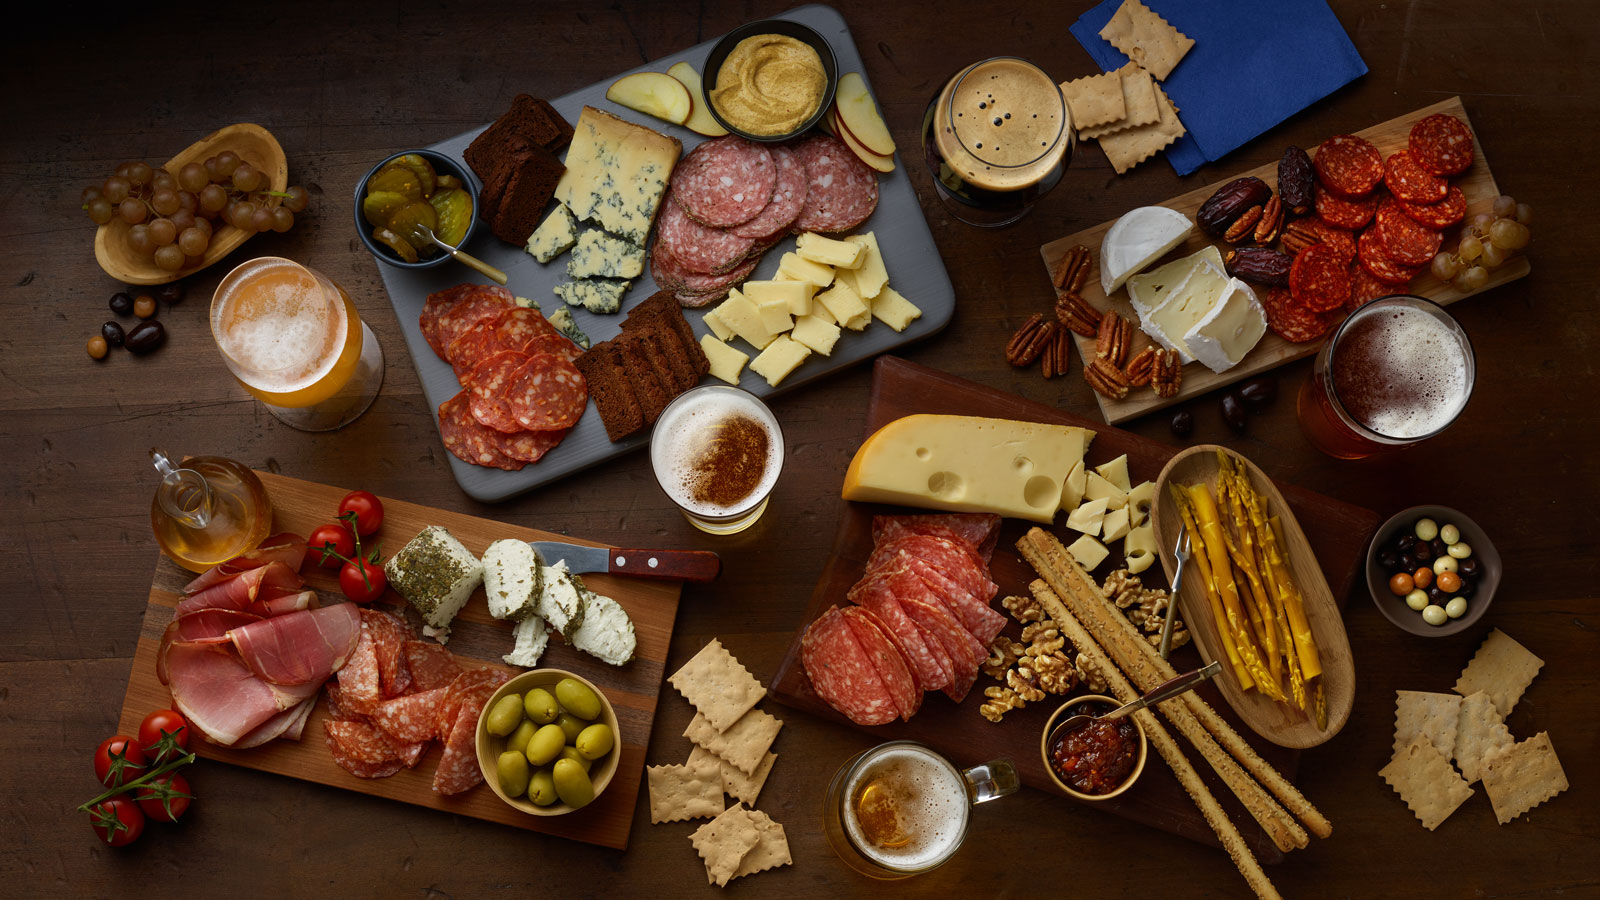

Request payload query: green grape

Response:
[148,217,177,246]
[169,208,195,233]
[118,198,147,224]
[81,186,103,204]
[1429,252,1461,281]
[1491,195,1515,218]
[204,156,221,181]
[127,224,153,255]
[178,163,208,192]
[193,216,213,237]
[282,185,309,213]
[199,183,228,213]
[232,163,263,193]
[1457,235,1483,263]
[151,189,180,216]
[103,176,131,204]
[127,161,153,186]
[153,244,186,272]
[249,206,274,232]
[87,198,115,225]
[271,206,294,232]
[1514,203,1533,225]
[114,162,135,178]
[178,226,209,256]
[176,190,197,213]
[213,151,240,177]
[231,201,259,230]
[151,171,176,193]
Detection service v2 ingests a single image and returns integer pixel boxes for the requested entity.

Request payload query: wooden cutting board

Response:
[1040,96,1530,424]
[768,357,1380,862]
[117,470,683,850]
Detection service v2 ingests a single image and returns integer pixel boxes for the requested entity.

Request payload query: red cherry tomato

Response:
[138,709,190,765]
[94,735,148,787]
[339,557,389,604]
[337,490,384,536]
[136,772,193,822]
[90,797,145,847]
[308,523,356,569]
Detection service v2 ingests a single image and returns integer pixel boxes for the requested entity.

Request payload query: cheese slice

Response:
[1084,471,1127,510]
[553,107,681,246]
[1099,206,1194,296]
[1094,454,1132,492]
[797,232,865,268]
[749,334,811,386]
[842,415,1095,523]
[843,232,888,298]
[700,334,749,384]
[815,280,869,330]
[775,251,835,288]
[713,289,776,350]
[1101,507,1131,543]
[1127,481,1155,528]
[751,294,794,336]
[1184,277,1268,374]
[1144,259,1230,363]
[1064,497,1109,535]
[1124,524,1156,574]
[744,279,814,317]
[1127,245,1222,320]
[702,308,734,342]
[790,313,841,356]
[869,286,922,332]
[1059,460,1087,511]
[1068,534,1110,571]
[525,203,577,263]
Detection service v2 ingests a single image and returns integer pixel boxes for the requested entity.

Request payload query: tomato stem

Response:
[77,752,197,812]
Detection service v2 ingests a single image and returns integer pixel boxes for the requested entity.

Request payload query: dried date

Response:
[1197,176,1272,236]
[1278,146,1315,214]
[1225,247,1293,286]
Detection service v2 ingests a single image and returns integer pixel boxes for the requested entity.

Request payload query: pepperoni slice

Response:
[445,319,504,380]
[402,641,461,693]
[1383,150,1448,205]
[1313,134,1383,198]
[1349,266,1395,312]
[464,350,530,434]
[730,145,807,239]
[790,133,879,233]
[437,391,523,470]
[654,199,754,275]
[493,427,568,464]
[1315,183,1380,230]
[841,606,920,720]
[1409,114,1475,176]
[1399,184,1467,230]
[422,285,513,361]
[1307,219,1358,261]
[1375,199,1443,266]
[526,333,582,364]
[1357,226,1424,286]
[671,136,778,228]
[491,306,560,352]
[1261,286,1340,343]
[504,352,586,431]
[801,606,899,726]
[1290,243,1353,313]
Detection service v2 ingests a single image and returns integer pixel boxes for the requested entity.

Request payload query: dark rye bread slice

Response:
[574,342,643,442]
[465,94,574,181]
[622,291,710,383]
[490,147,565,245]
[615,335,674,424]
[634,331,690,394]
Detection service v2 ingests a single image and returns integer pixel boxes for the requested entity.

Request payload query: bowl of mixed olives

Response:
[354,149,478,269]
[1366,505,1500,637]
[476,669,621,816]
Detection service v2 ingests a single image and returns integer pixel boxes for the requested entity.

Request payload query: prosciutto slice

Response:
[230,603,361,686]
[176,562,303,616]
[249,589,318,618]
[233,695,316,749]
[183,533,310,594]
[156,608,261,685]
[165,640,320,746]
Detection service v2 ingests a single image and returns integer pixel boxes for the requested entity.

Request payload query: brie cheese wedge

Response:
[1184,277,1268,374]
[1127,245,1223,321]
[1143,260,1230,363]
[1099,206,1195,296]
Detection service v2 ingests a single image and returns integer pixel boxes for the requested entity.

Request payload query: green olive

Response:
[523,688,560,724]
[525,723,567,766]
[497,750,531,797]
[556,713,587,743]
[556,678,603,721]
[505,720,538,756]
[553,757,594,808]
[559,745,592,773]
[528,768,558,806]
[485,694,525,737]
[575,722,614,760]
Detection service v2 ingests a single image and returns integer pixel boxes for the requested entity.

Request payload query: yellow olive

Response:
[556,713,586,744]
[575,723,614,760]
[528,768,558,806]
[525,723,567,766]
[555,678,602,721]
[552,757,594,808]
[485,694,524,737]
[523,688,559,724]
[558,745,592,773]
[497,750,530,797]
[505,720,538,757]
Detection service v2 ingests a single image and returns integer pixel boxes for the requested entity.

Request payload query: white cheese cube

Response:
[789,313,841,356]
[751,294,794,336]
[749,334,811,387]
[844,232,888,299]
[1068,534,1111,571]
[1124,524,1157,574]
[1084,471,1128,510]
[797,232,866,268]
[816,281,869,331]
[525,203,578,263]
[776,251,836,287]
[700,334,750,384]
[1064,497,1109,536]
[1094,455,1132,492]
[744,280,815,318]
[1101,507,1132,543]
[483,539,540,621]
[1127,481,1155,528]
[868,285,921,332]
[1059,460,1088,511]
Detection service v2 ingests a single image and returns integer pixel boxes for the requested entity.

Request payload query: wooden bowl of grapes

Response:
[92,123,294,285]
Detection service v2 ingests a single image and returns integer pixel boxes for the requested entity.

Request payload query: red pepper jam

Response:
[1051,705,1140,795]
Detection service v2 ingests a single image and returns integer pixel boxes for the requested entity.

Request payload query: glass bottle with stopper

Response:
[149,448,273,573]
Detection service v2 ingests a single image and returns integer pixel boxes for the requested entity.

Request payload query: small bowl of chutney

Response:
[1040,694,1148,802]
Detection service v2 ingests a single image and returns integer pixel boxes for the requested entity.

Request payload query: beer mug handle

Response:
[961,758,1020,805]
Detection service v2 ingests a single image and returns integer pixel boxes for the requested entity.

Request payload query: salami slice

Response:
[1399,184,1467,230]
[1349,266,1394,311]
[1375,200,1443,266]
[1306,219,1358,262]
[1290,243,1352,313]
[655,199,755,275]
[438,391,523,470]
[360,608,413,699]
[1409,114,1475,176]
[432,705,484,795]
[868,536,997,604]
[491,306,561,352]
[894,586,983,703]
[1357,226,1424,286]
[1261,286,1340,344]
[446,319,505,380]
[421,285,514,361]
[1313,134,1383,198]
[842,606,921,721]
[847,579,952,692]
[651,240,760,307]
[435,668,511,741]
[800,606,899,726]
[465,351,531,434]
[790,133,879,233]
[730,145,807,239]
[1383,150,1448,205]
[1314,183,1379,230]
[505,352,587,431]
[324,721,405,779]
[324,719,404,765]
[403,640,461,692]
[870,513,1002,563]
[372,687,447,743]
[335,626,382,715]
[671,136,778,228]
[905,557,1007,647]
[324,683,369,725]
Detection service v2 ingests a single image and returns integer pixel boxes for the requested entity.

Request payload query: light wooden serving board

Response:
[116,470,683,850]
[1040,97,1530,424]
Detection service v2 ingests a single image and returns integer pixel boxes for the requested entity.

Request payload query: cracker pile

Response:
[1380,629,1567,830]
[649,639,790,886]
[1063,0,1195,174]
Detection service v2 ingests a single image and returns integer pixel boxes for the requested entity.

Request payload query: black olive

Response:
[1413,544,1435,565]
[125,319,166,355]
[1220,393,1248,433]
[109,291,134,316]
[1169,409,1194,438]
[1395,533,1416,552]
[101,321,126,348]
[1430,538,1449,558]
[1238,376,1278,412]
[1427,585,1448,605]
[1458,577,1477,597]
[157,282,185,304]
[1377,551,1399,571]
[1459,557,1482,578]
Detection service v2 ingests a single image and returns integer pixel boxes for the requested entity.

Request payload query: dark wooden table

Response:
[5,2,1596,896]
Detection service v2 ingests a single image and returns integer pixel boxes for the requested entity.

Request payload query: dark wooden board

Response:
[769,356,1381,862]
[116,470,684,850]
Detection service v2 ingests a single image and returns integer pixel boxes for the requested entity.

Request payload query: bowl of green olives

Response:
[1366,505,1500,638]
[476,669,621,816]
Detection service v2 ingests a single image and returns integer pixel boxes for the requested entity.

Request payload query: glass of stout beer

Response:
[649,385,784,535]
[1297,295,1476,459]
[921,56,1073,227]
[824,741,1019,879]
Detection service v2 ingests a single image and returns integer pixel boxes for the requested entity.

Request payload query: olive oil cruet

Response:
[149,449,273,573]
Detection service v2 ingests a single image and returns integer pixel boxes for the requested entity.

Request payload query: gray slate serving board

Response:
[375,3,955,503]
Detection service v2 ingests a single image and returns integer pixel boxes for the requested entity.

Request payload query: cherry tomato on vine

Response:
[309,523,356,569]
[337,491,384,536]
[135,772,193,822]
[339,557,388,604]
[94,736,147,787]
[89,797,145,847]
[137,709,189,765]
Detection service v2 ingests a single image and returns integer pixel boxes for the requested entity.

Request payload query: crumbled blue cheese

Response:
[567,229,646,280]
[525,203,578,263]
[383,526,482,642]
[569,592,637,666]
[514,295,540,310]
[554,279,628,314]
[503,614,550,668]
[546,308,591,349]
[483,539,540,621]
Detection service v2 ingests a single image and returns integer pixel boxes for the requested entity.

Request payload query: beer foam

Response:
[212,259,345,393]
[651,387,782,517]
[842,745,969,872]
[1333,305,1471,440]
[934,57,1071,191]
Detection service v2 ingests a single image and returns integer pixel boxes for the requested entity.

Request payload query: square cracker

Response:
[686,708,783,776]
[691,744,779,806]
[731,809,792,880]
[1393,690,1462,758]
[1098,0,1195,81]
[1453,628,1543,717]
[1079,64,1159,140]
[1097,84,1185,174]
[690,804,763,887]
[648,758,725,823]
[1481,731,1568,825]
[1059,71,1127,130]
[1379,736,1474,831]
[669,639,766,732]
[1453,690,1513,785]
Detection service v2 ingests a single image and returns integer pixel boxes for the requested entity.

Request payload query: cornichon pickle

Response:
[367,164,423,199]
[362,190,410,227]
[575,723,614,760]
[528,769,558,806]
[555,678,602,721]
[497,750,531,797]
[389,153,438,197]
[370,227,419,263]
[523,688,559,724]
[552,758,594,808]
[525,723,566,766]
[436,173,464,191]
[506,719,538,757]
[428,188,472,247]
[485,694,524,737]
[387,200,440,251]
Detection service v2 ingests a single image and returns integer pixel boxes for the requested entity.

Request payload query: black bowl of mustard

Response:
[703,19,839,142]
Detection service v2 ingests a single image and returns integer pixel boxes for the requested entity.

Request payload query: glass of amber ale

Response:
[1297,295,1475,459]
[210,257,385,431]
[650,385,784,535]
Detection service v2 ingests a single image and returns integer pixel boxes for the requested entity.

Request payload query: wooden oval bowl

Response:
[94,123,288,285]
[1150,445,1354,748]
[475,668,621,817]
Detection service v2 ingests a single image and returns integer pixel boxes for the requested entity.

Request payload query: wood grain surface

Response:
[5,2,1597,898]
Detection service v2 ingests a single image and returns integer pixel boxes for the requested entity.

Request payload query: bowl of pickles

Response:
[354,149,478,268]
[475,668,621,816]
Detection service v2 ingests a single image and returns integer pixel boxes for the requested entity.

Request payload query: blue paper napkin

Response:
[1069,0,1367,176]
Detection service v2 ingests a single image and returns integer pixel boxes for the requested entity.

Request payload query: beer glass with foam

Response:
[649,385,784,535]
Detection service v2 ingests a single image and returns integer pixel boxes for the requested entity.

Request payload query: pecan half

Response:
[1055,290,1103,338]
[1052,244,1091,293]
[1125,346,1157,387]
[1095,310,1131,367]
[1041,328,1072,378]
[1084,357,1131,400]
[1151,349,1183,398]
[1280,219,1319,257]
[1254,195,1284,244]
[1005,313,1057,367]
[1224,204,1264,243]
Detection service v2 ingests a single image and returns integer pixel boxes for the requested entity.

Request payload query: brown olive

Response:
[157,282,185,304]
[86,335,109,360]
[134,294,158,319]
[1219,392,1248,433]
[101,321,126,348]
[1169,409,1193,438]
[1237,376,1278,412]
[125,319,166,355]
[109,291,135,316]
[1458,557,1482,578]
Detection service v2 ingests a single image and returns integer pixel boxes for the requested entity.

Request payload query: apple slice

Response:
[666,62,728,137]
[605,72,692,126]
[830,106,895,174]
[835,72,896,156]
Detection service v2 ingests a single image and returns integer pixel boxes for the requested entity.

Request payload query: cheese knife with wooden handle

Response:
[528,541,720,582]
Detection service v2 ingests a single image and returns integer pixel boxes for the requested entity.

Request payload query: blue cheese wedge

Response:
[568,591,637,666]
[535,560,588,639]
[503,614,550,668]
[483,539,540,621]
[514,295,540,310]
[554,279,628,314]
[526,203,578,263]
[1100,206,1194,295]
[1183,277,1267,374]
[567,230,645,280]
[554,107,681,246]
[384,526,482,642]
[547,308,591,349]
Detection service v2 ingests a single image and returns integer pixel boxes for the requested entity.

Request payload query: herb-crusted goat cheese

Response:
[384,526,482,642]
